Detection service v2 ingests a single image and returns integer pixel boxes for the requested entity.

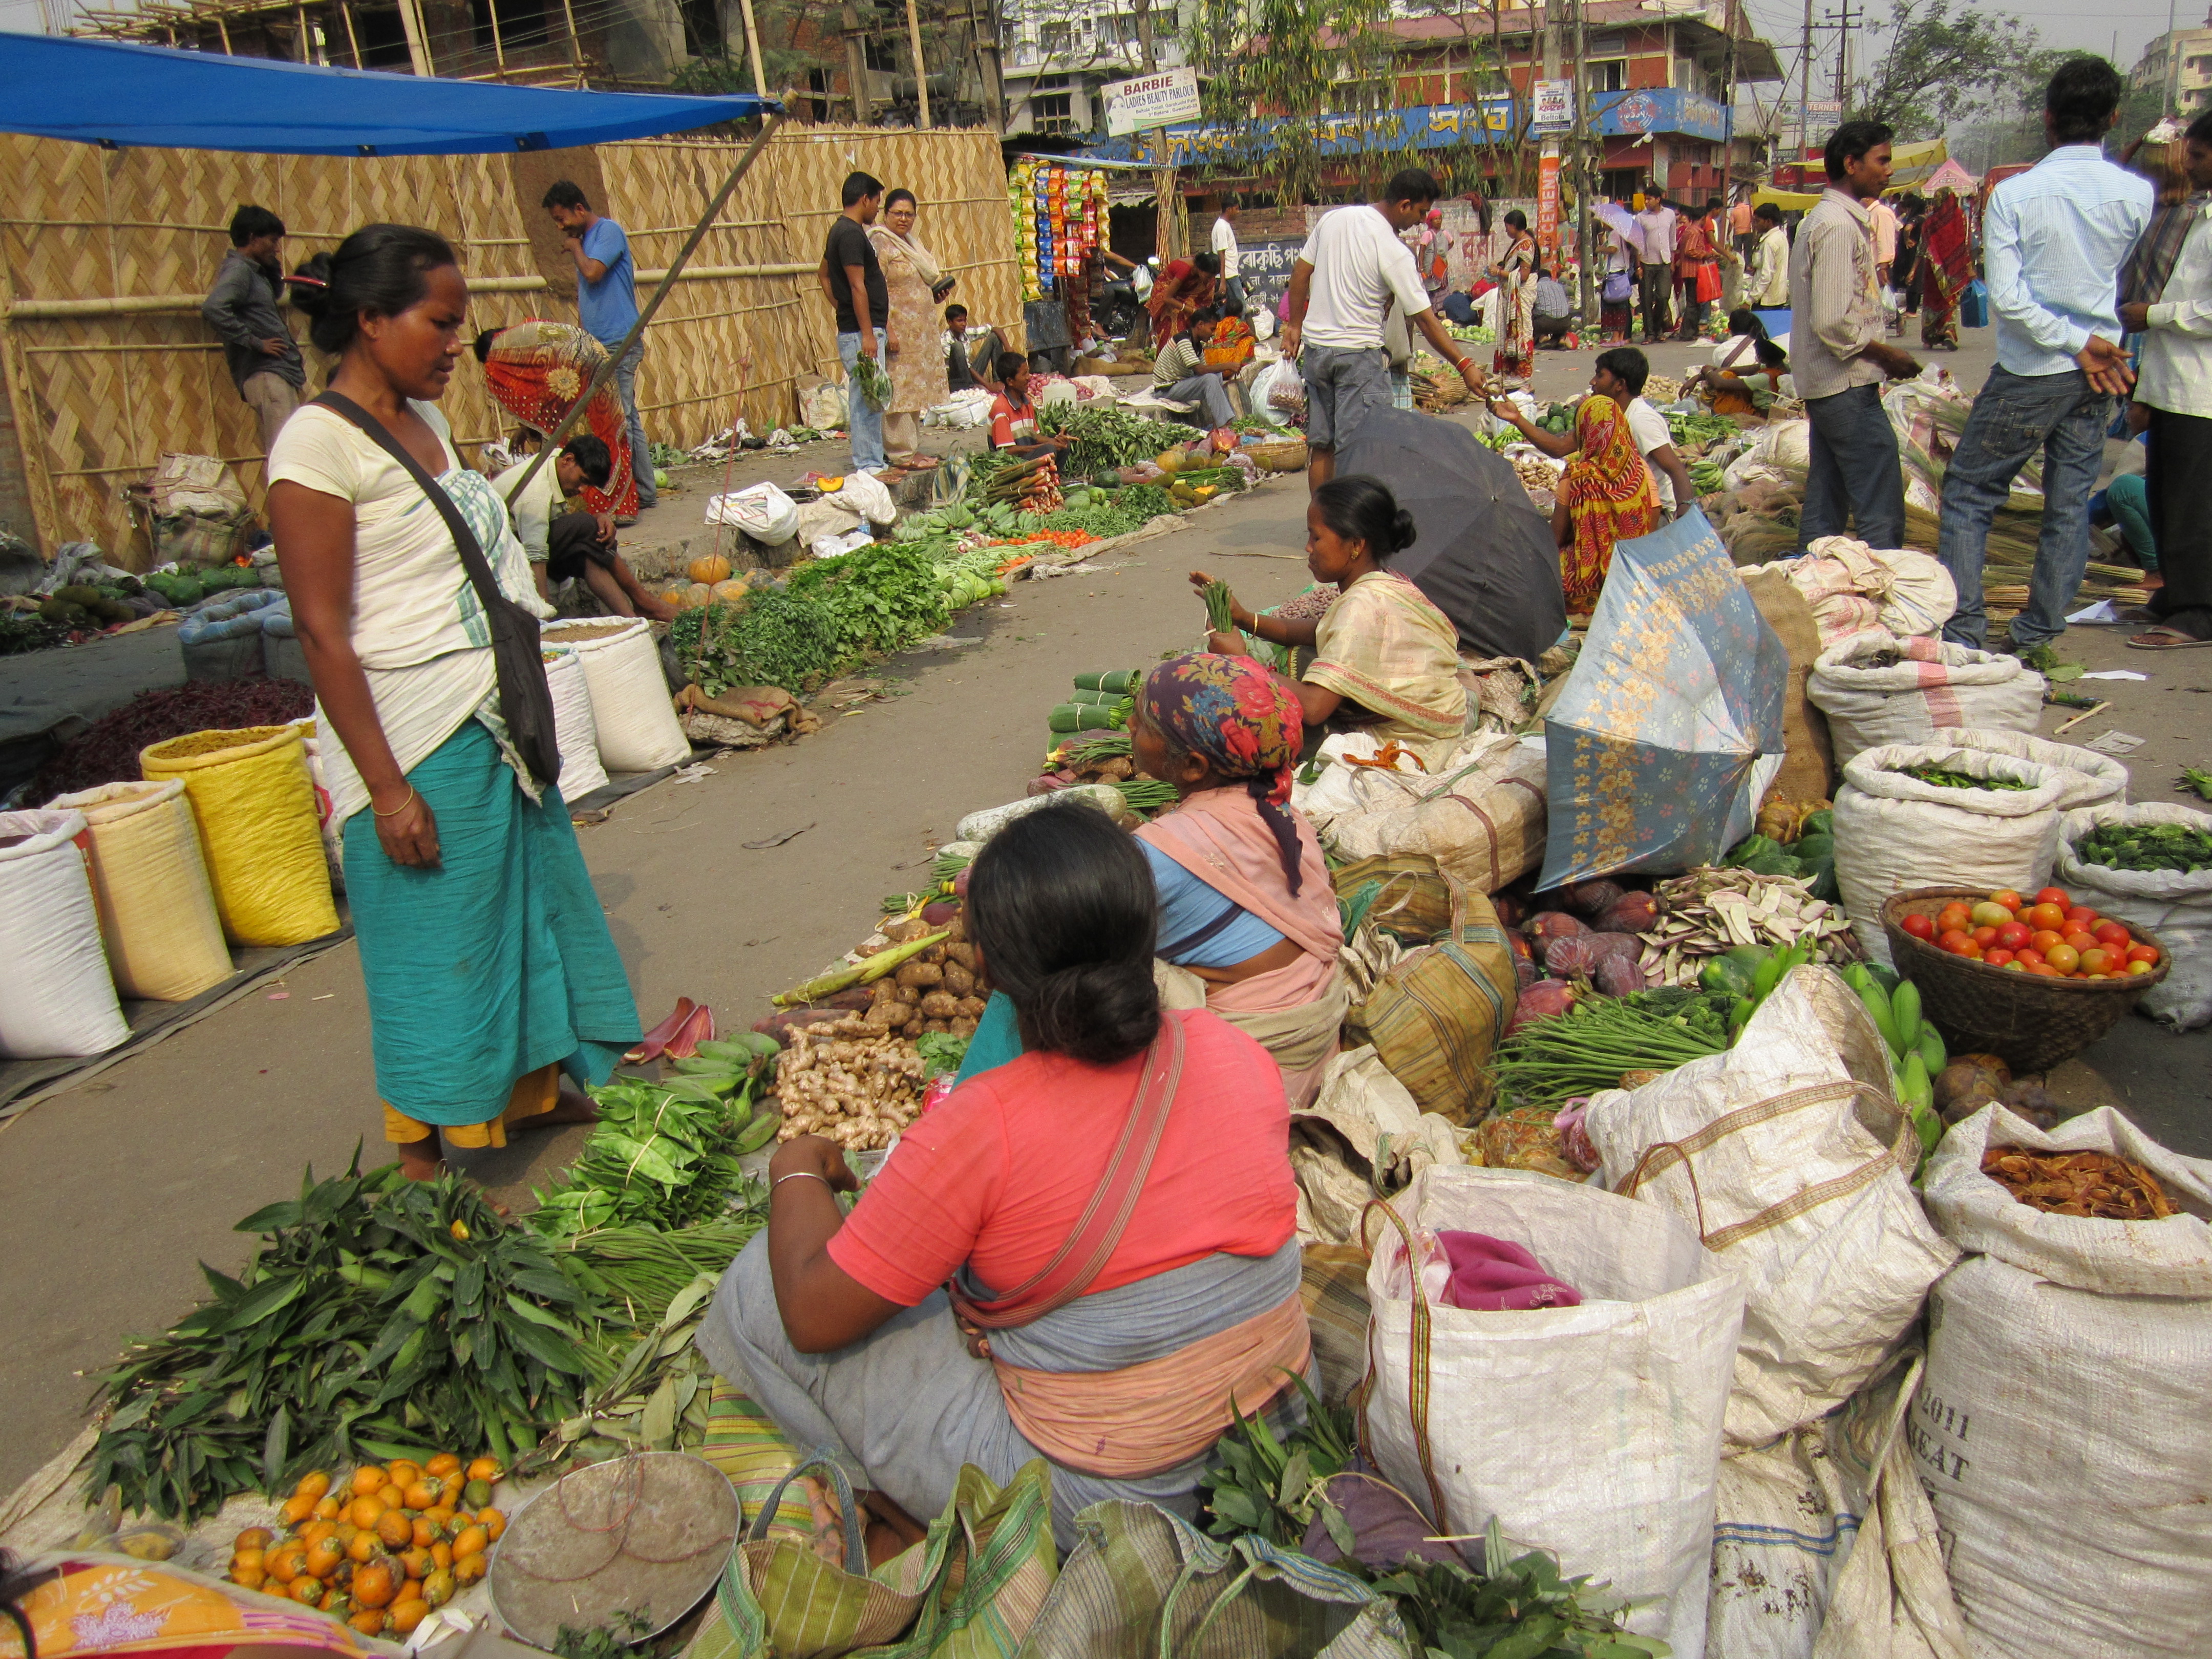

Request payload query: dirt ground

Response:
[3,338,2207,1503]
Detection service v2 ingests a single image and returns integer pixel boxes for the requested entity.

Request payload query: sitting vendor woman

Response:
[697,805,1310,1551]
[955,654,1347,1108]
[1192,475,1466,767]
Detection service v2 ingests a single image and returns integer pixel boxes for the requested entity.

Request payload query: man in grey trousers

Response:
[201,204,305,452]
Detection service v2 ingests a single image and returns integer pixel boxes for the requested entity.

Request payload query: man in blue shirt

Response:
[1934,58,2152,652]
[543,179,655,518]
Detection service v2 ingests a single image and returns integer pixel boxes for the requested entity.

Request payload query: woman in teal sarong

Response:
[269,224,640,1178]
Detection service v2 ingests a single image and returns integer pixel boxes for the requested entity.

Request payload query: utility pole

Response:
[1572,0,1593,321]
[2166,0,2181,117]
[1797,0,1812,182]
[1823,0,1860,113]
[843,1,873,121]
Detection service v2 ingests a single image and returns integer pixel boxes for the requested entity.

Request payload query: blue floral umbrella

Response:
[1539,510,1786,887]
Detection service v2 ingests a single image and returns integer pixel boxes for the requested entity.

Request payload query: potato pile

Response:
[775,1015,931,1150]
[235,1454,504,1638]
[864,917,988,1039]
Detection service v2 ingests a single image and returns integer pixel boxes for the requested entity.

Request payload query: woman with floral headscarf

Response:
[952,651,1346,1108]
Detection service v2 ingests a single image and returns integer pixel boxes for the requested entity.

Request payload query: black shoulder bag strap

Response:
[310,391,562,790]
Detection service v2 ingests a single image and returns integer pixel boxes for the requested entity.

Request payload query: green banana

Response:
[733,1108,782,1155]
[1919,1026,1947,1076]
[1857,979,1900,1055]
[1889,981,1923,1058]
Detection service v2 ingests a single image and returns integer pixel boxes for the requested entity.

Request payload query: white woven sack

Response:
[1916,1105,2212,1657]
[1363,1165,1746,1654]
[1831,743,2071,966]
[2054,802,2212,1031]
[0,810,129,1058]
[1309,731,1547,894]
[47,781,230,1003]
[1806,631,2044,769]
[705,481,799,543]
[542,619,688,773]
[1585,968,1959,1445]
[823,469,898,527]
[542,647,610,804]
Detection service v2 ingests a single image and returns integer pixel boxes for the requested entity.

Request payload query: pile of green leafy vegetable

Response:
[1040,488,1152,539]
[0,611,65,655]
[1721,810,1836,900]
[791,541,951,658]
[1665,411,1741,451]
[1894,762,2036,792]
[2072,818,2212,874]
[87,1161,612,1521]
[669,587,843,696]
[1199,1390,1668,1656]
[2183,765,2212,802]
[1036,403,1196,477]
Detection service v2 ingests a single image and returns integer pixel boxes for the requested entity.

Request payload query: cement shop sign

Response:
[1081,88,1729,164]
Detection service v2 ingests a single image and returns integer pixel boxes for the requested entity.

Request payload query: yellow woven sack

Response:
[49,780,231,1002]
[140,725,338,947]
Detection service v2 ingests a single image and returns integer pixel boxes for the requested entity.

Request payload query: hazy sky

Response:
[5,0,2194,82]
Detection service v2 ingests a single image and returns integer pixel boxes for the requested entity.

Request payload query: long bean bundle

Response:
[1112,778,1180,814]
[1490,991,1729,1108]
[1202,579,1236,634]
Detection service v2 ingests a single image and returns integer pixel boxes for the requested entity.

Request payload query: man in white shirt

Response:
[497,434,673,620]
[1791,122,1923,551]
[1210,197,1244,315]
[2119,107,2212,648]
[1283,168,1487,487]
[1936,58,2151,652]
[1633,195,1677,342]
[1752,202,1790,307]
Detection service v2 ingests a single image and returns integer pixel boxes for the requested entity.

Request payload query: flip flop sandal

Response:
[2126,625,2212,650]
[663,1001,718,1059]
[624,997,697,1063]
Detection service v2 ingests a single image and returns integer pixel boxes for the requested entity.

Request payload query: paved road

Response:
[4,332,2206,1502]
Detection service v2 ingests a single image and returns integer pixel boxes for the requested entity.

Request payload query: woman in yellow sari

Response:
[1552,394,1659,613]
[1192,476,1466,766]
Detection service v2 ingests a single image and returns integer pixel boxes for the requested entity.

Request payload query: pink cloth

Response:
[1435,1231,1581,1311]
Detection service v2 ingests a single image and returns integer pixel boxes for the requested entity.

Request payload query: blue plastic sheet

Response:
[1538,509,1786,887]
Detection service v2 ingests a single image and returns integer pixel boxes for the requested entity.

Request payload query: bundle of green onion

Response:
[1202,579,1236,634]
[1489,990,1730,1109]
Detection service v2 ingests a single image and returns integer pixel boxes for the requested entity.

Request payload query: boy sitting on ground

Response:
[496,434,675,621]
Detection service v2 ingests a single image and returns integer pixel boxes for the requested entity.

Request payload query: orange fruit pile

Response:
[233,1454,507,1636]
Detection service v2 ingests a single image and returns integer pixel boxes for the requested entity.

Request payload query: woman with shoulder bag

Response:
[269,223,641,1180]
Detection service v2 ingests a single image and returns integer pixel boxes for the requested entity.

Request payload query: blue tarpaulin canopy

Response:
[0,32,778,156]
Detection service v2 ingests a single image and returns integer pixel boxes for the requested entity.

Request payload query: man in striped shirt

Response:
[1152,309,1237,429]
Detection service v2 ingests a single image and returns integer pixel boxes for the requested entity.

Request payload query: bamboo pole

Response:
[6,262,818,317]
[737,0,767,96]
[903,0,928,126]
[396,0,431,76]
[501,112,787,507]
[559,0,584,79]
[339,0,361,65]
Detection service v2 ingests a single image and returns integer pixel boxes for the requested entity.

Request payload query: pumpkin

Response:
[679,582,714,610]
[689,553,733,584]
[711,580,750,606]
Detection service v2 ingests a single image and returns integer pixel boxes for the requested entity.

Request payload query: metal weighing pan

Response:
[487,1451,739,1649]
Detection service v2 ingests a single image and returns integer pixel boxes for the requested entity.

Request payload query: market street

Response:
[5,367,2210,1500]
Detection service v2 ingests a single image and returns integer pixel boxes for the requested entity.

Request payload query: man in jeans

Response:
[1152,308,1237,429]
[818,171,890,476]
[1936,60,2151,651]
[1790,121,1922,550]
[1282,167,1486,489]
[543,180,655,519]
[200,204,304,451]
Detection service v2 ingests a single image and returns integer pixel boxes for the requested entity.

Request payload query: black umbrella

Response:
[1337,408,1567,663]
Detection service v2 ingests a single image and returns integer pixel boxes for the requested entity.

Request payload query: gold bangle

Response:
[372,787,417,818]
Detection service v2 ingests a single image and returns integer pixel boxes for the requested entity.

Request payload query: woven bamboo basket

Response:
[1246,438,1310,473]
[1878,886,2170,1073]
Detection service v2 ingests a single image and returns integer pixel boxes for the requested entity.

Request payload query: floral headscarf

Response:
[1137,651,1309,889]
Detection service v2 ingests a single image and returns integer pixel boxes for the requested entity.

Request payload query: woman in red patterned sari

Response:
[1552,394,1659,613]
[473,320,637,518]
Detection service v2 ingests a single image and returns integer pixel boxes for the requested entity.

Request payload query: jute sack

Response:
[140,725,338,948]
[1309,731,1547,895]
[2054,801,2212,1030]
[542,619,689,773]
[542,646,610,803]
[1806,630,2044,770]
[1586,967,1958,1445]
[1831,743,2071,966]
[1361,1167,1745,1656]
[48,781,230,1002]
[0,809,130,1059]
[1916,1105,2212,1658]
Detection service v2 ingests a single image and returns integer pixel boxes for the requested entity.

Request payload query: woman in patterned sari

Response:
[1147,252,1220,349]
[473,319,636,519]
[1919,190,1972,350]
[1489,209,1538,378]
[869,188,951,465]
[1553,393,1659,613]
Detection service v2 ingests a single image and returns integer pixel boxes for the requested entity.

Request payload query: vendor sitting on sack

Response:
[495,434,674,621]
[1190,475,1467,767]
[953,652,1347,1108]
[698,804,1310,1554]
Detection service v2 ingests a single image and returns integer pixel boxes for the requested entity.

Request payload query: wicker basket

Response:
[1878,886,2171,1073]
[1246,438,1309,473]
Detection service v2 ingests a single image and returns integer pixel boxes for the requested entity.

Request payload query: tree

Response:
[1855,0,2044,138]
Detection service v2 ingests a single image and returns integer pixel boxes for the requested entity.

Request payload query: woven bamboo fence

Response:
[0,125,1023,561]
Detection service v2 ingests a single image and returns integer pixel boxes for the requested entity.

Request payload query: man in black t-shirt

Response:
[818,170,890,473]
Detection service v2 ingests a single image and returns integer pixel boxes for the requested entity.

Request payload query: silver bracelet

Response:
[772,1169,832,1194]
